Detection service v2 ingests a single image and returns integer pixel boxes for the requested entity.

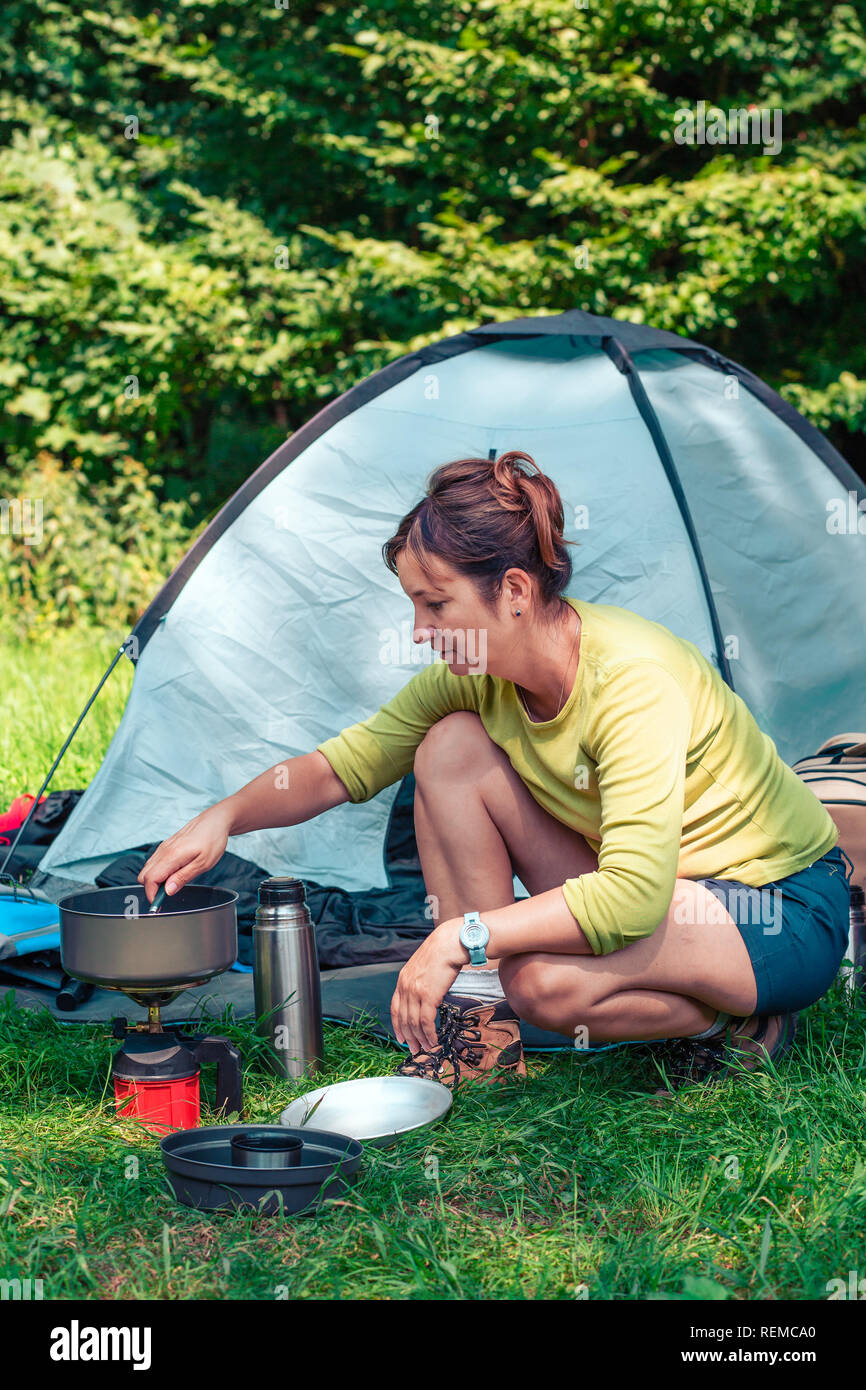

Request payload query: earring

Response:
[515,609,521,616]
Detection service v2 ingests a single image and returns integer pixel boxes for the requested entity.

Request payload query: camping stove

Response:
[111,999,243,1136]
[57,883,244,1135]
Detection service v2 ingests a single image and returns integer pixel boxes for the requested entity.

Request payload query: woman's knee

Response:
[414,711,496,786]
[499,952,578,1018]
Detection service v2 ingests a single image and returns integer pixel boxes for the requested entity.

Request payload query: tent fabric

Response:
[637,350,866,747]
[31,313,866,906]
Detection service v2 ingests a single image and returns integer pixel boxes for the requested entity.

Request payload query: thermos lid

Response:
[258,876,306,906]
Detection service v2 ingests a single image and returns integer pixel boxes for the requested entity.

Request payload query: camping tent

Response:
[31,308,866,903]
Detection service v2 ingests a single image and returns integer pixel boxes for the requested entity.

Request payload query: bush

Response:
[0,452,196,637]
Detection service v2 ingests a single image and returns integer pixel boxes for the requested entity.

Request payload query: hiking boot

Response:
[395,993,527,1090]
[650,1012,799,1097]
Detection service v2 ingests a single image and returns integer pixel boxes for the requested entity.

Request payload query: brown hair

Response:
[382,450,575,616]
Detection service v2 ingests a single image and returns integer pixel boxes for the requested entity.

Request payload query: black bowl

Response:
[160,1124,362,1216]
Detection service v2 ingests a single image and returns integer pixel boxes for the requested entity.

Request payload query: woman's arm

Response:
[139,657,476,903]
[138,751,349,900]
[224,750,350,833]
[443,889,596,964]
[390,890,595,1050]
[431,658,695,966]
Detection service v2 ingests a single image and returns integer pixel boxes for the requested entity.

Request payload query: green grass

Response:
[0,625,133,806]
[1,629,865,1300]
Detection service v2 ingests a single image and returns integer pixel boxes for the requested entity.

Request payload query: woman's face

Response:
[395,549,529,678]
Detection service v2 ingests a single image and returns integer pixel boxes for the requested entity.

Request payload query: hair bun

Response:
[490,450,538,512]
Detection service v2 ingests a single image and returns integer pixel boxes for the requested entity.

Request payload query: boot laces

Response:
[654,1034,728,1085]
[439,1001,485,1075]
[400,1000,485,1081]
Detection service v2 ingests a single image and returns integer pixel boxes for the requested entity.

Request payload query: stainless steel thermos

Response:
[253,877,323,1078]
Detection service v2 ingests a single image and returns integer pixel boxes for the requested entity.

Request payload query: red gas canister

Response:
[111,1024,242,1136]
[114,1073,201,1136]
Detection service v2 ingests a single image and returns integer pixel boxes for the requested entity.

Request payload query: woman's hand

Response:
[390,919,467,1055]
[137,803,234,904]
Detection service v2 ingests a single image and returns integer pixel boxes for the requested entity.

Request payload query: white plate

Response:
[279,1074,452,1147]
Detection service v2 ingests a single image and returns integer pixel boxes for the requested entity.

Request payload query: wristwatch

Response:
[459,910,490,966]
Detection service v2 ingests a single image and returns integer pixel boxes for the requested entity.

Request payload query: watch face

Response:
[462,922,488,947]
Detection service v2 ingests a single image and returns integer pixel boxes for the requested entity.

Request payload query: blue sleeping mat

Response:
[0,888,60,959]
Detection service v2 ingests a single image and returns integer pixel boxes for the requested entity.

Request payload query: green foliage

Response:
[0,452,195,635]
[0,0,863,582]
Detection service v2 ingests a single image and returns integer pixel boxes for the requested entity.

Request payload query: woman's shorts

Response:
[695,844,853,1015]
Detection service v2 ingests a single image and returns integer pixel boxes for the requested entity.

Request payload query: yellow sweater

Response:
[315,597,837,955]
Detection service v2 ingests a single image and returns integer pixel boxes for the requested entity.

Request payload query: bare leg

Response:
[413,710,600,973]
[412,712,776,1049]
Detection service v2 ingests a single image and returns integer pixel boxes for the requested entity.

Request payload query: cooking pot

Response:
[58,884,238,1005]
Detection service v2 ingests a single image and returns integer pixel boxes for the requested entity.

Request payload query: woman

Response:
[139,451,852,1096]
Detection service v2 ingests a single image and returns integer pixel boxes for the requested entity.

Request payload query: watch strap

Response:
[461,910,489,966]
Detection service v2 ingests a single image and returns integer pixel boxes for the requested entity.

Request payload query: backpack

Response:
[0,793,46,840]
[0,789,85,878]
[792,733,866,897]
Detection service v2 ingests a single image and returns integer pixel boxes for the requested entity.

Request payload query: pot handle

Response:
[192,1035,243,1119]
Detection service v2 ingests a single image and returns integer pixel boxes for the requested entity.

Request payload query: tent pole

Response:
[0,639,132,882]
[601,337,735,690]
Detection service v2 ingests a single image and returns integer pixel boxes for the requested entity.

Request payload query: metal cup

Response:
[230,1131,303,1169]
